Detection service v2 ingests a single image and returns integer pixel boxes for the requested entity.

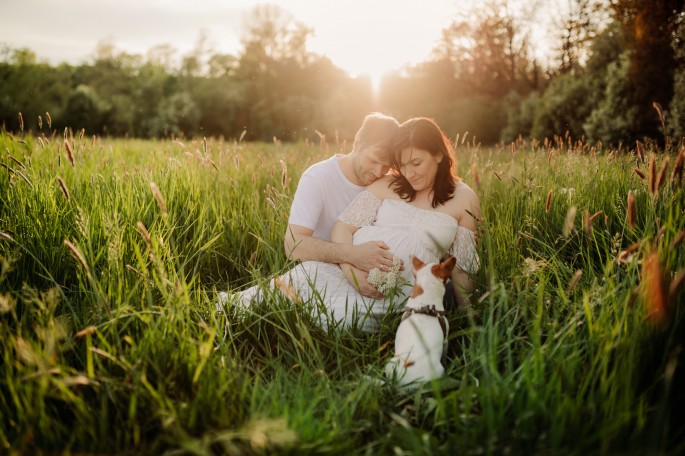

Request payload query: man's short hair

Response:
[353,113,399,153]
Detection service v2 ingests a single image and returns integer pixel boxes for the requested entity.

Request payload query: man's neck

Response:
[336,153,364,186]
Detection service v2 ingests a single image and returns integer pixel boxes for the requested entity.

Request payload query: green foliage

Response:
[500,90,539,143]
[668,19,685,139]
[530,73,593,141]
[62,85,111,135]
[147,92,200,138]
[584,51,639,145]
[610,0,684,139]
[1,131,684,454]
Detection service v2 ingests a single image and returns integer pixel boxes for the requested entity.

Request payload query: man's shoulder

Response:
[304,155,339,171]
[300,155,342,181]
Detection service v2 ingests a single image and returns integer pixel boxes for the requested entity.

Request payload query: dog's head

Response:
[410,255,456,299]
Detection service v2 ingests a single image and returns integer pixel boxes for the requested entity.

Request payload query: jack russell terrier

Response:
[385,255,456,387]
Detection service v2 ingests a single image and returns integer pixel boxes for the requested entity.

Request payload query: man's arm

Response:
[284,224,356,264]
[284,224,395,272]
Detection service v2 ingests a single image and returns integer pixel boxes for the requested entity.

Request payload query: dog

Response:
[384,255,456,387]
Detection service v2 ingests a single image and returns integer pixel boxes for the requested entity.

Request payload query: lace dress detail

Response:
[338,191,381,227]
[449,227,480,274]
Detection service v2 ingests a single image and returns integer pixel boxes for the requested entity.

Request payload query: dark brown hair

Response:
[390,117,458,208]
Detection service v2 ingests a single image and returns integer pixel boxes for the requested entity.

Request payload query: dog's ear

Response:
[411,255,426,271]
[432,256,456,280]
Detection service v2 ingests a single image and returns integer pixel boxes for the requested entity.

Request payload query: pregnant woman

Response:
[233,117,481,330]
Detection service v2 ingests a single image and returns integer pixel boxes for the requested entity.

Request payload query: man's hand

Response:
[341,264,383,299]
[348,241,402,273]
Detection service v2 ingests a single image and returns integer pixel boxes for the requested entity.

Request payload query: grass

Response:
[0,129,684,455]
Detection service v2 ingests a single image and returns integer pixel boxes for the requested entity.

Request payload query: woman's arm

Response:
[450,184,482,306]
[451,268,474,307]
[331,220,384,298]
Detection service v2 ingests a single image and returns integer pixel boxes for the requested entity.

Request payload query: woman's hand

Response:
[340,264,383,299]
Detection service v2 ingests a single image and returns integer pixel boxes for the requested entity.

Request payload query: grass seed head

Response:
[545,190,553,213]
[627,191,637,229]
[567,269,583,295]
[563,206,577,237]
[149,182,168,217]
[617,242,640,264]
[18,112,23,131]
[76,326,97,338]
[64,139,75,166]
[633,167,645,180]
[655,157,670,195]
[670,231,685,249]
[280,159,288,189]
[641,250,668,326]
[57,176,70,201]
[635,140,645,164]
[584,210,602,237]
[64,239,93,281]
[46,111,52,129]
[136,221,151,248]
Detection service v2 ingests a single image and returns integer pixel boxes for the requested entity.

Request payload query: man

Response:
[284,112,400,297]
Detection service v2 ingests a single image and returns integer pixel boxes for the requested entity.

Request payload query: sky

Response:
[1,0,555,87]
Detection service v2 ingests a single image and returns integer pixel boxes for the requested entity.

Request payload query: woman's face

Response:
[398,147,441,192]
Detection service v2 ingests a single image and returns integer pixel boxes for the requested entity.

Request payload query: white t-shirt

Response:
[288,155,364,241]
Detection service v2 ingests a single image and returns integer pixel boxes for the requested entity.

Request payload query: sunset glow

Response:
[2,0,460,82]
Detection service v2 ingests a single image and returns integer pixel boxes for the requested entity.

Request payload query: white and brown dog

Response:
[384,255,456,387]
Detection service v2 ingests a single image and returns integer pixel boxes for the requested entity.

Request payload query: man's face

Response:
[354,145,392,185]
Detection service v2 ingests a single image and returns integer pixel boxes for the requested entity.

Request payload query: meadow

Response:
[0,128,684,455]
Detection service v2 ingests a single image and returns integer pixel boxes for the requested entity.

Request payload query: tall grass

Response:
[1,129,684,454]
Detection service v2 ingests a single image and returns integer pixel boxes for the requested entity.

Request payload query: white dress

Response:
[229,191,479,330]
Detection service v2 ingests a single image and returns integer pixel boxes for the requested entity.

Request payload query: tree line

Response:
[1,0,684,146]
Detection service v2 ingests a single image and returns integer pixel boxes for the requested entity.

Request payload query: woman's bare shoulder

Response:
[366,174,398,199]
[453,181,478,202]
[448,181,481,227]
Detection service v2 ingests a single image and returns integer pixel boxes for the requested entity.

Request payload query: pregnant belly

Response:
[353,225,440,266]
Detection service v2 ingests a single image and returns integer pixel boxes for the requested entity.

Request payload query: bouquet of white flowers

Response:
[367,255,403,294]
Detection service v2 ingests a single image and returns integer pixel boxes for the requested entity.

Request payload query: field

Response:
[1,130,684,455]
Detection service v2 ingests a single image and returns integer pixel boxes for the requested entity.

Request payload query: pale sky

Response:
[1,0,557,86]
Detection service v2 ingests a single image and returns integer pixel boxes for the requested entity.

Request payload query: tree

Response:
[584,51,638,144]
[236,4,355,140]
[433,0,541,97]
[62,85,111,134]
[556,0,607,73]
[668,17,685,139]
[610,0,685,139]
[0,48,72,132]
[147,92,199,138]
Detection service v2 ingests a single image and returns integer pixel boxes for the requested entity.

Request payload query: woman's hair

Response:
[390,117,459,208]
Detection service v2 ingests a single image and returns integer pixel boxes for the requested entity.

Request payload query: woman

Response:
[232,117,481,330]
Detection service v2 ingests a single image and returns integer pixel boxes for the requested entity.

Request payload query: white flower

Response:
[367,255,403,294]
